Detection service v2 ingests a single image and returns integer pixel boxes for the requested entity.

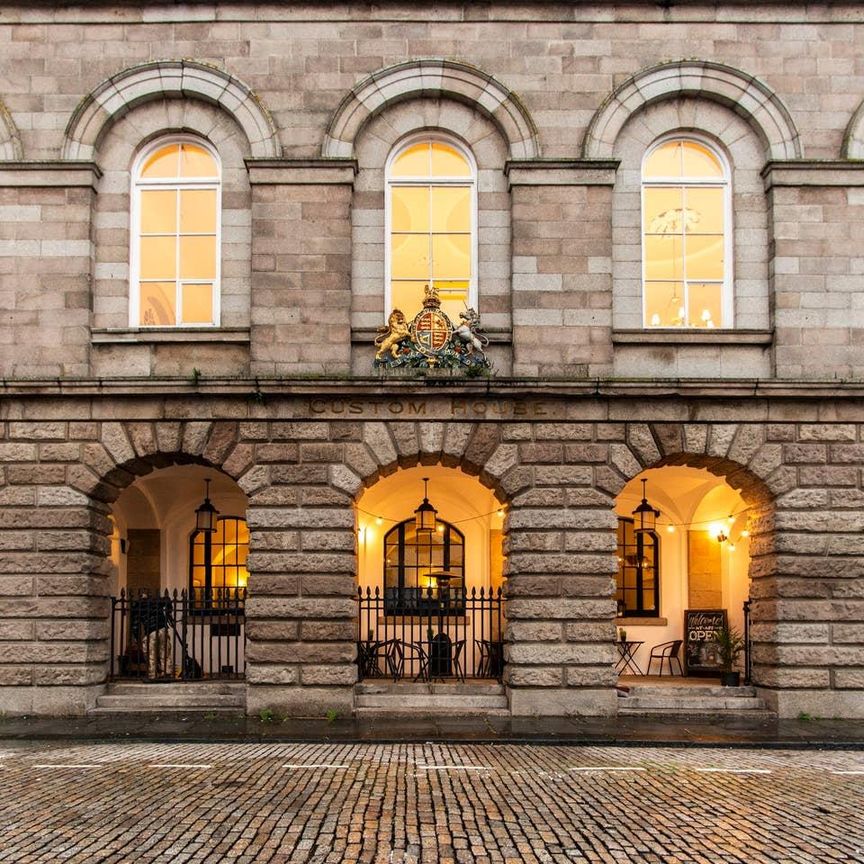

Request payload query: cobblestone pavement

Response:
[0,741,862,863]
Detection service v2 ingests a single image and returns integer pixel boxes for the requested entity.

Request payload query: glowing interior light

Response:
[666,524,676,533]
[436,524,445,533]
[497,508,505,518]
[375,516,383,526]
[650,313,661,327]
[741,529,750,538]
[728,543,736,552]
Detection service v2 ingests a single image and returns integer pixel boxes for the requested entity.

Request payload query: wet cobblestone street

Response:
[0,741,862,863]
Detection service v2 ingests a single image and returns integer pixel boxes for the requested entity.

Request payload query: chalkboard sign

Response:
[684,609,728,675]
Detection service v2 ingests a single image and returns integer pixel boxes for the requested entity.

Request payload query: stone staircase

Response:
[90,681,246,715]
[617,682,774,717]
[355,681,509,716]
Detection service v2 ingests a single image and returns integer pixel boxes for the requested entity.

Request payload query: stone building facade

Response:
[0,1,863,718]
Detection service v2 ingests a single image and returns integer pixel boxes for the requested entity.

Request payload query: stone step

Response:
[626,685,756,699]
[356,693,508,709]
[619,706,777,719]
[356,681,505,697]
[621,695,766,711]
[90,705,244,715]
[106,681,245,697]
[94,692,245,711]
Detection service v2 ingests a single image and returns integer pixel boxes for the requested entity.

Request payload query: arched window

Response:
[131,138,221,327]
[189,516,248,607]
[383,518,465,614]
[642,138,731,329]
[616,517,659,617]
[386,136,476,322]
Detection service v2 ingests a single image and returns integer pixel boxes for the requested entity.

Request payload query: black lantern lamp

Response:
[195,478,219,533]
[632,478,660,535]
[414,477,438,535]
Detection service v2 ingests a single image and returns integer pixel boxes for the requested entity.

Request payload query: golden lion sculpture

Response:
[375,308,410,360]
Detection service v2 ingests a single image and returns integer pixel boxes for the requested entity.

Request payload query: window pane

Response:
[430,142,471,177]
[431,186,470,232]
[431,234,470,279]
[391,281,427,316]
[390,143,430,177]
[681,141,723,178]
[391,186,430,233]
[179,236,216,280]
[644,235,683,281]
[139,236,176,279]
[140,282,176,326]
[180,143,217,178]
[645,281,685,327]
[688,282,723,328]
[685,187,724,234]
[434,280,470,322]
[140,189,177,234]
[180,189,217,233]
[643,187,684,235]
[181,283,214,325]
[141,144,180,179]
[685,235,724,280]
[391,234,429,279]
[643,141,682,178]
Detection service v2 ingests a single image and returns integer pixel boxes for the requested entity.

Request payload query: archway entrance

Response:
[613,466,753,690]
[107,465,248,684]
[355,466,506,689]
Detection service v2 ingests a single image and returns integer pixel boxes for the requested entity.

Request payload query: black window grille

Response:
[616,517,659,617]
[383,519,465,615]
[189,516,249,611]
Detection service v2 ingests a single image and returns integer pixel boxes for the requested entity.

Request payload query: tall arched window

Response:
[642,137,731,329]
[616,517,659,617]
[189,515,249,608]
[131,137,221,327]
[383,518,465,614]
[386,136,476,322]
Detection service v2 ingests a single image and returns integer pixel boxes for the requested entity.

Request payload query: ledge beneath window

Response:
[612,329,773,347]
[615,617,668,627]
[91,327,251,345]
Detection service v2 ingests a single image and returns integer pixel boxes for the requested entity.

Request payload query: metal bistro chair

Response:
[645,639,684,676]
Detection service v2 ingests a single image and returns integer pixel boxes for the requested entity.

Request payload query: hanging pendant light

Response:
[195,478,219,533]
[414,477,438,535]
[632,478,660,535]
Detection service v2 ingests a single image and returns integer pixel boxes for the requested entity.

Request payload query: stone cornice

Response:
[762,160,864,189]
[245,158,358,185]
[505,159,619,187]
[0,161,101,188]
[613,329,773,346]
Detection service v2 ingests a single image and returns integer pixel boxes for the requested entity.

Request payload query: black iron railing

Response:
[356,585,504,682]
[743,598,752,684]
[110,588,246,681]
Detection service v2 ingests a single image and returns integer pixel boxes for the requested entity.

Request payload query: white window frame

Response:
[129,135,222,328]
[384,132,478,320]
[640,134,734,329]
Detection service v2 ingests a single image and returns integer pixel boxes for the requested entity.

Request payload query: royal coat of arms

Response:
[374,285,490,372]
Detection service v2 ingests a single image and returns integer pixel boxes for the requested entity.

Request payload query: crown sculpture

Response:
[374,284,491,371]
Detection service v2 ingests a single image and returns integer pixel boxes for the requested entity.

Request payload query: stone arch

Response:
[582,60,802,161]
[333,420,525,504]
[61,60,280,161]
[0,99,22,160]
[74,420,258,506]
[842,99,864,159]
[322,59,540,160]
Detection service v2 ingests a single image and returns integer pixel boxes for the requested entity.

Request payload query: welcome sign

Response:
[684,609,728,676]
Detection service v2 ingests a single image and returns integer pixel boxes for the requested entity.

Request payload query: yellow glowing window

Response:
[189,516,249,605]
[642,139,730,329]
[134,140,220,327]
[387,139,475,321]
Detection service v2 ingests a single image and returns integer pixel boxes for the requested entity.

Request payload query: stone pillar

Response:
[246,159,356,377]
[503,422,618,716]
[0,420,111,715]
[243,419,358,718]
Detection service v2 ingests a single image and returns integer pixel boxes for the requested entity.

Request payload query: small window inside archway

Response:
[642,138,730,329]
[133,140,221,327]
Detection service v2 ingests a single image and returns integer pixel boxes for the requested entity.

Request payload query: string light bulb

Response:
[666,524,676,533]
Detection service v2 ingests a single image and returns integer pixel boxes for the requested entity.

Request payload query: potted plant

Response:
[712,623,745,686]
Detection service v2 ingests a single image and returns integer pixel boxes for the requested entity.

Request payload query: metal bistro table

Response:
[615,639,644,676]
